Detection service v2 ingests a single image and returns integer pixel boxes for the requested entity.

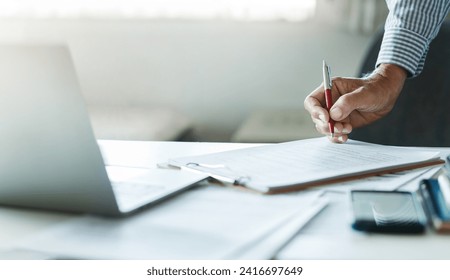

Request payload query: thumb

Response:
[329,89,369,121]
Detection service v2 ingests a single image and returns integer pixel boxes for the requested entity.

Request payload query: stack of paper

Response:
[169,138,443,193]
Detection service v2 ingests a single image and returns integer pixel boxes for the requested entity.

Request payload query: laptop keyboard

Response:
[111,181,171,211]
[105,166,207,213]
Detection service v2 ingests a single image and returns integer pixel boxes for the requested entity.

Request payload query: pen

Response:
[322,60,335,137]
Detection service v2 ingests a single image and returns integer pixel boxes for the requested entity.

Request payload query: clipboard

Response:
[168,138,444,194]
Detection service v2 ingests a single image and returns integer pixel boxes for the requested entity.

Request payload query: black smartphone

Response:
[351,190,427,233]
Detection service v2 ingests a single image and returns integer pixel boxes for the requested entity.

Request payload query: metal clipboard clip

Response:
[185,162,251,186]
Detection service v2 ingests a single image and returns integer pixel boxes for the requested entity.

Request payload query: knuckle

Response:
[331,77,342,84]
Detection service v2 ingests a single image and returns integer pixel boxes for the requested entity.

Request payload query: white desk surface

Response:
[0,140,263,258]
[1,140,449,259]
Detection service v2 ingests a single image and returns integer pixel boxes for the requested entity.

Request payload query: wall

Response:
[317,0,388,34]
[0,18,372,141]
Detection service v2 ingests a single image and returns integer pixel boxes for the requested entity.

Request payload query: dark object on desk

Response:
[350,190,427,234]
[419,166,450,233]
[350,20,450,147]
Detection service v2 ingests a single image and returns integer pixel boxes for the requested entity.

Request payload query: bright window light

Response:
[0,0,316,21]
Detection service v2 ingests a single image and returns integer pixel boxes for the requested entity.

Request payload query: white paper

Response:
[169,137,440,192]
[318,166,441,193]
[221,197,328,259]
[16,185,324,259]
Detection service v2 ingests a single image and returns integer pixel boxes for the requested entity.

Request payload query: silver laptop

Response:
[0,45,206,216]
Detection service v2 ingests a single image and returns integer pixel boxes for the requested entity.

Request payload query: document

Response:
[169,137,443,193]
[320,166,442,193]
[16,185,325,259]
[221,197,328,259]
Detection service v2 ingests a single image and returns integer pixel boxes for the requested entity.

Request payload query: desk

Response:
[1,140,450,259]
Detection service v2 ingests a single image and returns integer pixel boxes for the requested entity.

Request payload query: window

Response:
[0,0,316,21]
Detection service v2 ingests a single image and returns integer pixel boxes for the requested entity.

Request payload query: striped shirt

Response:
[376,0,450,77]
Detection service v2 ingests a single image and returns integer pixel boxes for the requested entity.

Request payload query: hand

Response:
[304,64,407,143]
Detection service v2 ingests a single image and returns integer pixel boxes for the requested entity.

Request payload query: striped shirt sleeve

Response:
[376,0,450,77]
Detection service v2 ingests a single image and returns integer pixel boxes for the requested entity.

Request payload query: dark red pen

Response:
[323,60,335,137]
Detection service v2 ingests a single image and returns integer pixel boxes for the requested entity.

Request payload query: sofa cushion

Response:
[88,106,192,141]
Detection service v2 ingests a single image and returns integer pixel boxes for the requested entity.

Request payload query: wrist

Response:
[371,63,407,95]
[375,63,407,83]
[362,63,407,114]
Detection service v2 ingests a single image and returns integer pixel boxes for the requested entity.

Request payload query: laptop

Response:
[0,45,206,216]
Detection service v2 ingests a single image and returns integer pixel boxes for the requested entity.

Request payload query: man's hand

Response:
[304,64,407,143]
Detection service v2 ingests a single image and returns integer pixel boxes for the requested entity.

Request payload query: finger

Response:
[314,118,350,138]
[310,106,331,125]
[328,133,349,144]
[313,120,330,135]
[342,122,353,134]
[306,101,331,129]
[312,115,335,133]
[333,121,352,135]
[312,115,330,135]
[332,122,343,134]
[329,87,369,121]
[304,84,326,113]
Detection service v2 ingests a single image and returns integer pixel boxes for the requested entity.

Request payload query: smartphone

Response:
[351,190,427,233]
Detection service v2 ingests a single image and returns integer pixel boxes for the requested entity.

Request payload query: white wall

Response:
[0,18,372,140]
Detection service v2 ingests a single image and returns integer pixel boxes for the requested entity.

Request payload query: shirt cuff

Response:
[376,27,429,78]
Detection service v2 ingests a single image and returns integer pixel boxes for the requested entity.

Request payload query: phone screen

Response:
[351,190,427,233]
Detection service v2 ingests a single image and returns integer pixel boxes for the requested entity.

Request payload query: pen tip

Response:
[331,133,335,138]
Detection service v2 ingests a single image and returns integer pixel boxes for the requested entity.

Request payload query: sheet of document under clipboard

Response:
[168,137,443,194]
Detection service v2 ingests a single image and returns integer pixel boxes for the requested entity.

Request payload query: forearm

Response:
[376,0,450,77]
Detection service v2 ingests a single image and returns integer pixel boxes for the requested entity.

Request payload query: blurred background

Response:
[0,0,390,142]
